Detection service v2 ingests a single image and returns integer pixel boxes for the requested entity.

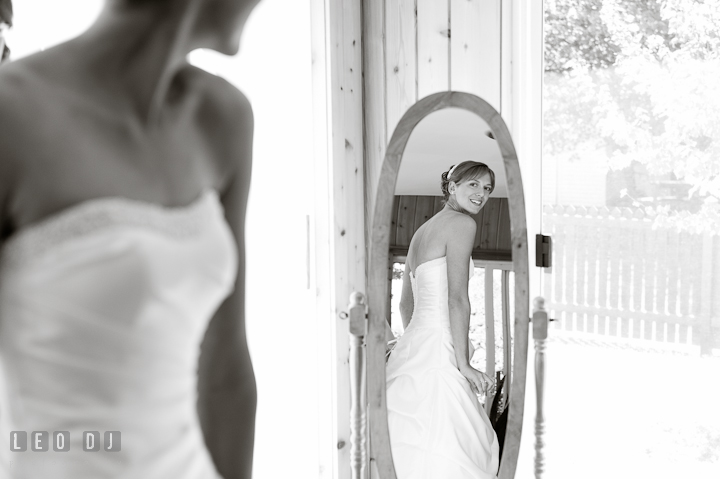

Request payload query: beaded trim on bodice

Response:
[1,189,219,269]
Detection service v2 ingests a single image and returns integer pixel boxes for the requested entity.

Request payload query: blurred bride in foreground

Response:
[0,0,261,477]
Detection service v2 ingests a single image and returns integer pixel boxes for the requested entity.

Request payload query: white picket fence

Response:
[542,205,719,354]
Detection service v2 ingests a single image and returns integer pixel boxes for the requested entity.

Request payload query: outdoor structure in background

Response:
[543,205,719,354]
[542,0,720,354]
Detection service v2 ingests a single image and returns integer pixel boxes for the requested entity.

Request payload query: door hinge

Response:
[536,234,552,268]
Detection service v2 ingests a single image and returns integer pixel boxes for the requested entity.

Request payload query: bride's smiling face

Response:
[450,174,493,214]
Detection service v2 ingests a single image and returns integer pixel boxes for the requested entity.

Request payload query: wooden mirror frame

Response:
[367,91,529,479]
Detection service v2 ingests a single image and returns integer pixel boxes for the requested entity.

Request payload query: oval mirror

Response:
[367,92,529,479]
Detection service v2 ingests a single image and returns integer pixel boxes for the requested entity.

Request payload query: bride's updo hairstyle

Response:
[440,160,496,203]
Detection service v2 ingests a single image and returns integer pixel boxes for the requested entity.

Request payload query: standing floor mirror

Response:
[367,91,529,479]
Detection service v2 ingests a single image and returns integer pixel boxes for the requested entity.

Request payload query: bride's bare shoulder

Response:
[0,59,41,106]
[189,67,254,159]
[0,61,45,163]
[186,65,253,180]
[438,210,476,234]
[188,65,252,124]
[0,54,69,141]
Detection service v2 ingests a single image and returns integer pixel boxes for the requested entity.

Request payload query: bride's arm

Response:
[445,214,476,371]
[196,78,256,479]
[399,261,414,329]
[446,214,494,395]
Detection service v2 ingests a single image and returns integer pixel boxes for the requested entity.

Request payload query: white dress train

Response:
[386,256,499,479]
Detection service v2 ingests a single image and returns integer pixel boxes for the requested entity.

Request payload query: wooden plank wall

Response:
[364,0,502,228]
[390,195,512,261]
[312,0,366,478]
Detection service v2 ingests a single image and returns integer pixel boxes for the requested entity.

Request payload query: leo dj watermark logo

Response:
[10,431,121,452]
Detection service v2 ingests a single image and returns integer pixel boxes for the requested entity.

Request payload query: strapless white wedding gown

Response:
[0,189,236,478]
[386,256,499,479]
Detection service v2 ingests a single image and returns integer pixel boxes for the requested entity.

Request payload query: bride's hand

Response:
[459,364,495,396]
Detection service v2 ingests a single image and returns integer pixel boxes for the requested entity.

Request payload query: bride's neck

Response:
[444,198,472,216]
[69,3,200,125]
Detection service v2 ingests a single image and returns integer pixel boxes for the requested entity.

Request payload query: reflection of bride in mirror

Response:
[386,160,500,478]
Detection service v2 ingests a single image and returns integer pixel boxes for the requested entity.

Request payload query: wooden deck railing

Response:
[542,205,719,354]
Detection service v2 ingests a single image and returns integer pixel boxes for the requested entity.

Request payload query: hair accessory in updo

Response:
[447,164,458,179]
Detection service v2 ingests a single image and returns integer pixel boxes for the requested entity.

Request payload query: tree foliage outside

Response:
[544,0,720,234]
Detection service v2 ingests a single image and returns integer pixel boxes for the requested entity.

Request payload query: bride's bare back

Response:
[406,209,476,274]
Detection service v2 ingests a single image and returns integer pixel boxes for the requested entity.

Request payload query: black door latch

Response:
[536,234,552,268]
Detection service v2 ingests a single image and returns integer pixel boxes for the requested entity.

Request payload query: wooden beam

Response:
[385,0,417,142]
[311,0,365,477]
[364,0,386,231]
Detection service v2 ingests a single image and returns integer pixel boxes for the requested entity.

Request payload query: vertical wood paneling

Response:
[479,197,502,250]
[390,196,513,254]
[497,198,512,251]
[389,196,400,248]
[363,0,387,232]
[473,205,487,248]
[395,196,417,246]
[385,0,417,142]
[450,0,501,109]
[334,0,365,473]
[312,0,365,476]
[448,0,481,94]
[413,196,436,230]
[417,0,450,99]
[500,0,513,120]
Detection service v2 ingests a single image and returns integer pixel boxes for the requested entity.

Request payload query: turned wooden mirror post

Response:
[367,91,529,479]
